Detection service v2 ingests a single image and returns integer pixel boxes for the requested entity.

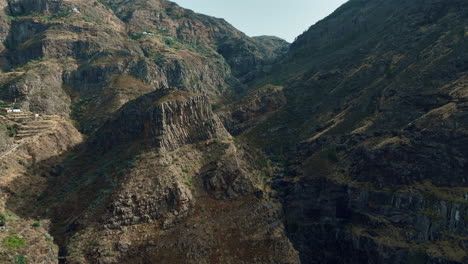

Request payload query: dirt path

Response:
[0,142,25,160]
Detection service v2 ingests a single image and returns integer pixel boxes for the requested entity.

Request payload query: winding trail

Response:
[0,142,25,160]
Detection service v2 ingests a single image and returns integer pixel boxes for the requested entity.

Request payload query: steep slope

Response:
[242,0,468,148]
[222,0,468,263]
[17,89,299,263]
[0,0,288,133]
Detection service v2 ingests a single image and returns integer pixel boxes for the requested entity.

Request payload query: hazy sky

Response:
[172,0,348,42]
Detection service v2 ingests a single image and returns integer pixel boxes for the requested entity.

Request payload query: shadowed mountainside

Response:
[220,0,468,263]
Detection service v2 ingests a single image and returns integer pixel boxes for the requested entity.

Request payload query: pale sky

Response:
[172,0,349,42]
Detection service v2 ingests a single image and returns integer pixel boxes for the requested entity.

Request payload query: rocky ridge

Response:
[90,89,230,153]
[16,89,300,263]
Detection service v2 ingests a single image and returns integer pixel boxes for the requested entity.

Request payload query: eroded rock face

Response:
[277,131,468,263]
[107,181,193,229]
[7,0,61,16]
[281,176,468,264]
[5,0,468,263]
[346,132,468,187]
[90,89,230,153]
[104,0,289,78]
[4,61,72,115]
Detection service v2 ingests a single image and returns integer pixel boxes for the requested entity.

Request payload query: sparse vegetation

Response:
[0,214,6,226]
[213,137,230,143]
[32,221,42,228]
[31,10,73,22]
[211,104,220,111]
[13,255,27,264]
[0,100,12,108]
[185,177,194,187]
[205,120,214,128]
[71,97,93,120]
[6,125,19,137]
[98,0,113,9]
[182,167,189,173]
[4,15,16,21]
[2,236,26,249]
[164,38,181,50]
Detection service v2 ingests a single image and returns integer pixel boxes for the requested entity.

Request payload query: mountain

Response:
[221,0,468,263]
[0,0,297,263]
[0,0,288,133]
[0,0,467,263]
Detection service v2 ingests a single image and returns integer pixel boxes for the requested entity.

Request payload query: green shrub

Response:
[14,254,27,264]
[0,100,12,108]
[6,125,18,137]
[185,177,194,186]
[182,167,189,173]
[3,236,26,249]
[37,10,71,22]
[0,214,5,226]
[205,121,214,128]
[71,97,93,120]
[31,221,41,228]
[211,104,219,111]
[164,38,182,50]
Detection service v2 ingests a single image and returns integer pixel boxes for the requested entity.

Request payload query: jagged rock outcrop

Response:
[90,89,230,153]
[7,0,61,16]
[3,60,72,115]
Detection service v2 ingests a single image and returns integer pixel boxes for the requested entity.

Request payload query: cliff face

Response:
[279,131,467,264]
[90,89,230,153]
